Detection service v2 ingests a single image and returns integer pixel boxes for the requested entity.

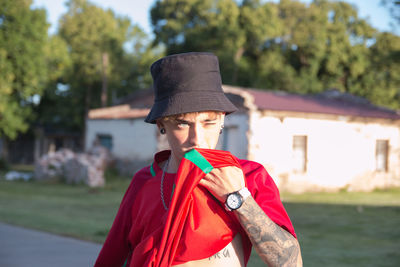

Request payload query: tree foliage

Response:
[0,0,48,139]
[33,35,73,131]
[151,0,400,108]
[58,0,131,129]
[2,0,399,147]
[53,0,162,132]
[364,32,400,109]
[151,0,247,83]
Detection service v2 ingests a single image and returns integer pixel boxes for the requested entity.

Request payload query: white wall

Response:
[216,113,249,159]
[87,114,249,161]
[86,119,158,160]
[87,113,400,192]
[249,112,400,192]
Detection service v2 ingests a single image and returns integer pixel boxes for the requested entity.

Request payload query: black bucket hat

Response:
[145,52,238,123]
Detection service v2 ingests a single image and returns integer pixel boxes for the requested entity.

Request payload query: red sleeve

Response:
[240,160,296,238]
[94,167,151,267]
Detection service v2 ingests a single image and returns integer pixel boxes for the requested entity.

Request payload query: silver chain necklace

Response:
[160,157,171,211]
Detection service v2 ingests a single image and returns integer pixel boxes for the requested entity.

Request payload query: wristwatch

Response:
[225,187,251,211]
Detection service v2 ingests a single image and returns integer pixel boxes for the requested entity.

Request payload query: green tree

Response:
[254,0,377,95]
[363,32,400,109]
[150,0,399,111]
[253,0,318,92]
[58,0,159,133]
[317,1,376,94]
[0,0,48,139]
[151,0,247,84]
[29,0,163,150]
[33,35,73,131]
[112,25,164,97]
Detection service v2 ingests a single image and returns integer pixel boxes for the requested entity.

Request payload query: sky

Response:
[32,0,398,36]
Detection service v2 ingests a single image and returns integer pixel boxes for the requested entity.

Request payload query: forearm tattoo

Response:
[235,197,302,267]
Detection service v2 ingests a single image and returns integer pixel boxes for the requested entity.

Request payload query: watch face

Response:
[227,193,242,210]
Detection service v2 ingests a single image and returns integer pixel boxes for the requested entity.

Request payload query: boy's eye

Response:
[177,122,189,127]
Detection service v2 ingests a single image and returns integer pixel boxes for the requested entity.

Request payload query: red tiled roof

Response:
[244,88,400,120]
[88,89,154,120]
[88,105,149,119]
[88,86,400,120]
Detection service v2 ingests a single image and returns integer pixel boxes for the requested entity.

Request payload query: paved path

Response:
[0,222,102,267]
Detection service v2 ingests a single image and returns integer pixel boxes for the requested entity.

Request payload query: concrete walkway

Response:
[0,222,102,267]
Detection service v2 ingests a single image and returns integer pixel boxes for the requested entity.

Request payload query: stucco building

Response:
[86,86,400,192]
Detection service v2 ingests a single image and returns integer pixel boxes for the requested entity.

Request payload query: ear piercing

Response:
[220,124,224,135]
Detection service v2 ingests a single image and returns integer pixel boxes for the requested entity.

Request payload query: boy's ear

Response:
[156,120,164,130]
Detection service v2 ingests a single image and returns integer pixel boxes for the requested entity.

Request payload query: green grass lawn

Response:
[0,172,130,243]
[0,172,399,266]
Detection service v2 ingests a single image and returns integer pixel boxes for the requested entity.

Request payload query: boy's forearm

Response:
[234,197,303,267]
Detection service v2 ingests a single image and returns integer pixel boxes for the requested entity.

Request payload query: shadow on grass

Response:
[248,202,400,267]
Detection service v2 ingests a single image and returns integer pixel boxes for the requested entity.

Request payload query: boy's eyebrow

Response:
[175,118,218,123]
[175,119,191,124]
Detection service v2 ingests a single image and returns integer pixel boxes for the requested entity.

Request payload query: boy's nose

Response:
[188,124,204,147]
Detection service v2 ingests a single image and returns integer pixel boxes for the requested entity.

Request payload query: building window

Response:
[97,134,113,151]
[376,140,389,172]
[293,135,307,172]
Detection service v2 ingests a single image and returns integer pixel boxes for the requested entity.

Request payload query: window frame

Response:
[292,135,308,173]
[375,139,389,172]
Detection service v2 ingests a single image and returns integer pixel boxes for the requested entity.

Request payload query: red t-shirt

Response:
[95,149,296,267]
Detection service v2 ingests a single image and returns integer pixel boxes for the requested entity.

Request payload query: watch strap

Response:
[238,187,251,201]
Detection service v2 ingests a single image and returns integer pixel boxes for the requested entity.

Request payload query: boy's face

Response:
[158,111,225,162]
